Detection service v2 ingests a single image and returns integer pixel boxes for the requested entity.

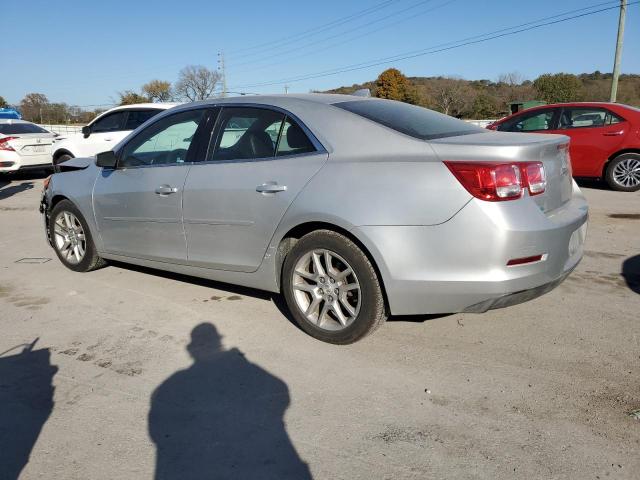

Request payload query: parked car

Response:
[0,119,56,173]
[0,108,22,119]
[51,103,178,166]
[486,102,640,191]
[40,95,588,344]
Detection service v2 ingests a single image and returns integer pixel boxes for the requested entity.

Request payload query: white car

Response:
[51,103,178,165]
[0,120,56,173]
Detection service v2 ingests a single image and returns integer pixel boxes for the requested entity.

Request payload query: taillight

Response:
[0,137,17,151]
[523,162,546,195]
[445,161,546,202]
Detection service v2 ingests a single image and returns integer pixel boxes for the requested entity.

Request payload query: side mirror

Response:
[96,150,117,169]
[82,125,91,138]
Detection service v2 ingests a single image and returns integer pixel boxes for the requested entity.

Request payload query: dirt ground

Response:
[1,171,638,480]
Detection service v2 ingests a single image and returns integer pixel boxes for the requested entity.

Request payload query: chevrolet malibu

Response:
[41,95,588,344]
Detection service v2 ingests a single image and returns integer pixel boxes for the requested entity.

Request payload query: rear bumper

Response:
[0,152,20,171]
[0,152,51,172]
[353,184,588,315]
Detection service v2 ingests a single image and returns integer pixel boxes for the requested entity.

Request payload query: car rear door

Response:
[93,108,210,262]
[182,106,328,272]
[554,106,629,177]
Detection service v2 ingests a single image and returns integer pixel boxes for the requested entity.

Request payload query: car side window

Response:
[211,108,285,161]
[91,111,128,133]
[558,108,622,129]
[119,109,205,168]
[499,109,556,132]
[124,109,162,130]
[276,117,316,157]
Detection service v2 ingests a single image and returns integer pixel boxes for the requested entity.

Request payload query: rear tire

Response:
[53,154,73,173]
[282,230,387,344]
[605,153,640,192]
[49,200,106,272]
[54,154,73,165]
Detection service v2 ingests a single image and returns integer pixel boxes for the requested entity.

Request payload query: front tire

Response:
[282,230,387,344]
[605,153,640,192]
[49,200,106,272]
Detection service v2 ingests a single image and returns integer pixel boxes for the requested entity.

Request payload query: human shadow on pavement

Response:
[622,255,640,294]
[148,323,312,480]
[0,339,57,480]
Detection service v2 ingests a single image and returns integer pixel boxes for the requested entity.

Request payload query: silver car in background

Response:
[40,94,588,344]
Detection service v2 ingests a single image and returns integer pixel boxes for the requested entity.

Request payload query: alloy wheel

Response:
[53,211,86,264]
[612,157,640,189]
[291,249,361,331]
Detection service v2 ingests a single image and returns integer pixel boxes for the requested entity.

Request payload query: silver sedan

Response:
[41,95,588,344]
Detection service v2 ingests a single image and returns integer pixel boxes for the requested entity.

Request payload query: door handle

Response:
[104,138,112,141]
[256,183,287,194]
[602,130,624,136]
[155,185,178,195]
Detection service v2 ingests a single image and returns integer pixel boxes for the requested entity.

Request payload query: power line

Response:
[230,0,458,74]
[229,0,444,69]
[228,0,399,58]
[228,1,637,90]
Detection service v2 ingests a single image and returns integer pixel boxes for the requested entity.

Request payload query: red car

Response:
[487,102,640,191]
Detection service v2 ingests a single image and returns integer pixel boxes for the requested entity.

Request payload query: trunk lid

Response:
[429,131,573,213]
[5,132,55,157]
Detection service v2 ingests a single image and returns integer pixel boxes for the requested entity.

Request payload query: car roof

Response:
[107,102,180,112]
[523,101,633,109]
[0,119,34,125]
[185,93,374,109]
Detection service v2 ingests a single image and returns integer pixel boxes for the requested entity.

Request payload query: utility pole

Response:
[610,0,627,102]
[218,51,228,98]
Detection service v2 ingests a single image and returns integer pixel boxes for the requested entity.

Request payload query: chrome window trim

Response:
[192,150,327,168]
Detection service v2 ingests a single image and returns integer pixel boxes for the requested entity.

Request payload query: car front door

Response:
[93,108,209,262]
[183,107,328,272]
[80,110,129,157]
[554,107,629,177]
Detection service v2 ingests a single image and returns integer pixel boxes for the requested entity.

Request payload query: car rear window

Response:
[0,123,49,134]
[334,99,483,140]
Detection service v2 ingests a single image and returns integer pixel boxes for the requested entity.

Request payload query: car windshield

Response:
[334,99,483,140]
[0,123,49,134]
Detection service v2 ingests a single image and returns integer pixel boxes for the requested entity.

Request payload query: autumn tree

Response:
[428,78,476,117]
[142,80,173,102]
[0,96,8,108]
[175,65,220,101]
[20,93,49,122]
[375,68,417,104]
[533,73,583,103]
[118,90,151,105]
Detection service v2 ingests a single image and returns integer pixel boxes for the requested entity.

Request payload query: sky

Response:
[2,0,638,107]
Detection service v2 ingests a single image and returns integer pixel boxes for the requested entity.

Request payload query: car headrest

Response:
[286,124,310,149]
[245,130,274,157]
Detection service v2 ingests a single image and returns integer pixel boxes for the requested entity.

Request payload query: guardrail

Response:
[466,119,497,128]
[39,124,83,135]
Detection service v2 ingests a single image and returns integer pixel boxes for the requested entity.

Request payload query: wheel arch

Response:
[275,221,390,312]
[602,148,640,178]
[52,149,74,162]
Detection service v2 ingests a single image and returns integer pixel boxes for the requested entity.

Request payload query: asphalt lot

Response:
[1,170,639,480]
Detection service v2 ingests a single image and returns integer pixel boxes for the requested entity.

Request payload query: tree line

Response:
[4,66,640,124]
[327,69,640,118]
[1,64,221,124]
